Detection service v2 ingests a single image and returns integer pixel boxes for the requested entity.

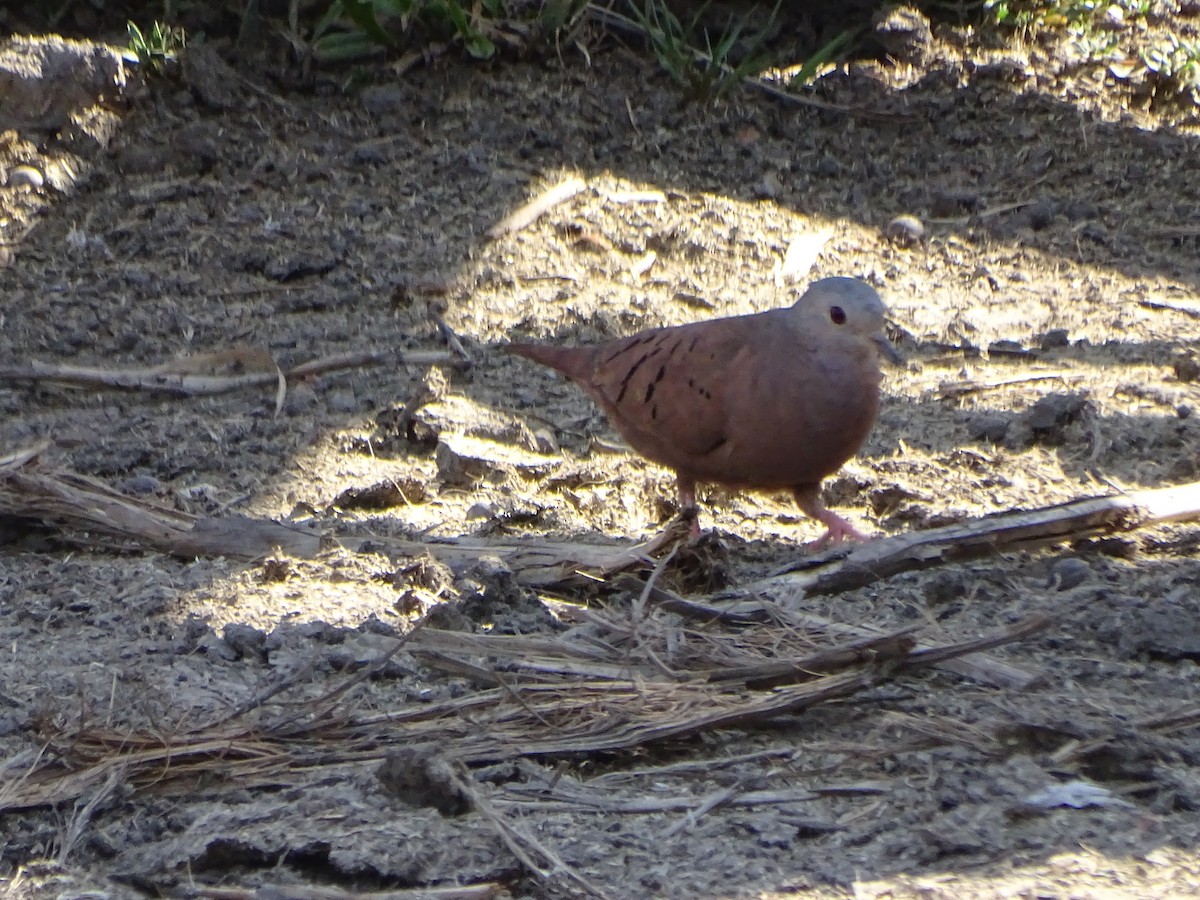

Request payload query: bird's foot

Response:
[680,504,702,541]
[805,514,869,553]
[641,513,698,557]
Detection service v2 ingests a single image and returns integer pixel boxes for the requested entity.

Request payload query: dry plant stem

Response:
[486,176,587,238]
[189,883,501,900]
[2,615,1041,814]
[5,449,1199,599]
[54,763,126,865]
[638,576,1042,690]
[0,349,461,397]
[1140,296,1200,318]
[429,308,475,365]
[259,619,430,737]
[446,761,612,900]
[937,371,1085,398]
[743,480,1200,596]
[661,784,740,837]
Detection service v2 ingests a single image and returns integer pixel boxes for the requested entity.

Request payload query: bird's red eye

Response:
[830,306,846,325]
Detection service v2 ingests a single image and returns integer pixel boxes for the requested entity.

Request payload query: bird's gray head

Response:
[795,277,901,363]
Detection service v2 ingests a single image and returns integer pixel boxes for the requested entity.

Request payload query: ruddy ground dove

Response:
[509,277,897,549]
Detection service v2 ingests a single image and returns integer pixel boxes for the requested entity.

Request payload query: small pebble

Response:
[8,165,44,188]
[465,502,493,520]
[1173,354,1200,383]
[1048,557,1091,591]
[1040,329,1070,350]
[1025,200,1057,231]
[223,623,268,660]
[886,215,925,245]
[121,474,162,494]
[814,156,841,178]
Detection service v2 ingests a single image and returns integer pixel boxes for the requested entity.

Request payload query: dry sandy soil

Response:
[2,4,1200,898]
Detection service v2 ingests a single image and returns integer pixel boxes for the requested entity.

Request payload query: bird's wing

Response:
[586,317,759,464]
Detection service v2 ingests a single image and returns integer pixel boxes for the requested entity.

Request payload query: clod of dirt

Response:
[1021,199,1059,231]
[1121,606,1200,662]
[454,558,560,634]
[930,188,984,217]
[120,474,163,495]
[373,369,450,452]
[968,412,1011,444]
[1047,557,1091,591]
[923,569,969,606]
[222,623,268,662]
[392,554,455,594]
[1173,353,1200,384]
[376,747,469,815]
[171,120,224,174]
[180,43,241,111]
[872,6,934,67]
[886,214,925,245]
[1018,392,1092,444]
[988,339,1031,358]
[1040,328,1071,350]
[665,531,734,594]
[435,432,559,487]
[324,633,414,676]
[334,478,431,510]
[0,35,128,136]
[869,483,929,516]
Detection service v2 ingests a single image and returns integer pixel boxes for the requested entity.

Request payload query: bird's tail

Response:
[506,342,597,383]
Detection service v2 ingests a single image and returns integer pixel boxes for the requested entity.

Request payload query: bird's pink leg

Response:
[676,473,701,538]
[792,484,868,551]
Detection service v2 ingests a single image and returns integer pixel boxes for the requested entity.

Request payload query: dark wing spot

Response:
[687,377,695,388]
[644,381,656,403]
[651,404,658,420]
[688,336,699,352]
[618,351,653,392]
[654,365,666,383]
[699,435,727,455]
[601,332,655,365]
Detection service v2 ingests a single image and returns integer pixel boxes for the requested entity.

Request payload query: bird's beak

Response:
[873,332,903,365]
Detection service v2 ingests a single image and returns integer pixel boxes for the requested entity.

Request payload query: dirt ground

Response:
[2,5,1200,898]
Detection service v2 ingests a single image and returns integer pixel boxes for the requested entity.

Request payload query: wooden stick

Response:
[189,883,501,899]
[937,371,1084,399]
[486,177,587,239]
[1140,296,1200,319]
[739,480,1200,599]
[0,349,461,397]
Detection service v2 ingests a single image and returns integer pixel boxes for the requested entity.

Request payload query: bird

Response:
[508,276,898,550]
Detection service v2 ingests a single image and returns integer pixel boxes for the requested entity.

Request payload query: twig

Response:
[0,349,462,397]
[260,619,429,737]
[1140,296,1200,319]
[662,784,739,837]
[447,761,612,900]
[429,309,475,366]
[731,480,1200,598]
[55,764,127,865]
[937,371,1084,399]
[486,176,587,239]
[187,883,500,899]
[288,348,462,379]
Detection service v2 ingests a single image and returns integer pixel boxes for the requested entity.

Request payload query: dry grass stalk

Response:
[4,613,1046,815]
[0,349,461,397]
